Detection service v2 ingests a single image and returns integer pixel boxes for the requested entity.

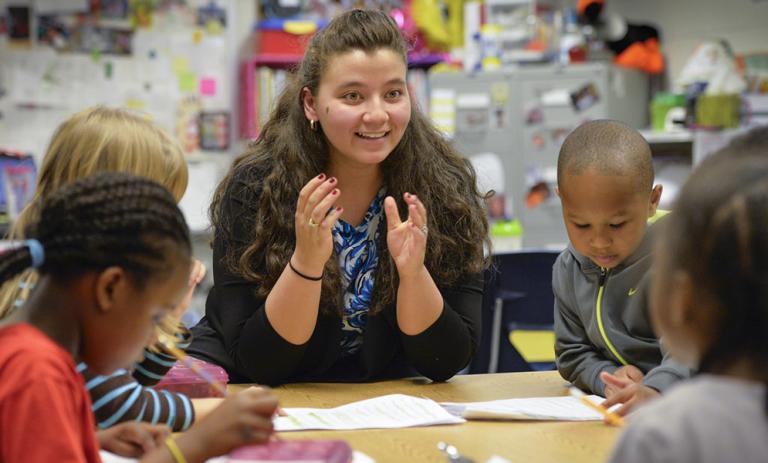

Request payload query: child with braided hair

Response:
[0,172,277,463]
[0,106,210,434]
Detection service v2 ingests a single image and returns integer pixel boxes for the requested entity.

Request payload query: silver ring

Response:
[308,218,319,227]
[420,225,428,235]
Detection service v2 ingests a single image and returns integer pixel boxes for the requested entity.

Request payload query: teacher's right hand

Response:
[292,174,343,277]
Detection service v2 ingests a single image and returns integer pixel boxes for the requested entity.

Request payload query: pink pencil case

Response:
[228,439,353,463]
[154,357,229,398]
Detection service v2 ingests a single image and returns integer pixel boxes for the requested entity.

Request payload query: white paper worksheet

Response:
[274,394,466,431]
[441,395,611,421]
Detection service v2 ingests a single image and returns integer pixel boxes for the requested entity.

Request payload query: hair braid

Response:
[6,172,193,288]
[0,247,35,284]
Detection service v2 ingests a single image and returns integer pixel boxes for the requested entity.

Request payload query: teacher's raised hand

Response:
[384,192,428,278]
[291,174,343,277]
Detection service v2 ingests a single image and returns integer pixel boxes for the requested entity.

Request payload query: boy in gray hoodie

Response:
[553,120,690,416]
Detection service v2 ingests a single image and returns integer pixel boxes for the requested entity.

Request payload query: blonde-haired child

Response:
[1,105,188,314]
[0,106,207,434]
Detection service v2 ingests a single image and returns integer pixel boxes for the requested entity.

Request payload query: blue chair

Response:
[471,250,561,373]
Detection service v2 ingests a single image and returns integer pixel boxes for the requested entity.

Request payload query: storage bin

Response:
[255,19,327,57]
[154,357,229,398]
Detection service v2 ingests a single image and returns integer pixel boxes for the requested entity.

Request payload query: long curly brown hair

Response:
[212,9,490,315]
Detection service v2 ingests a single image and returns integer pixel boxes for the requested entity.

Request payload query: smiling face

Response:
[559,168,661,269]
[302,48,411,170]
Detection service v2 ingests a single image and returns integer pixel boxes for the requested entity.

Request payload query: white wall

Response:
[610,0,768,87]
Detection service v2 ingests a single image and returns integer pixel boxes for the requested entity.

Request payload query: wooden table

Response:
[231,371,619,463]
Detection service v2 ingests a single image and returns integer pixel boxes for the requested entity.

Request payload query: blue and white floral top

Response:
[332,187,386,356]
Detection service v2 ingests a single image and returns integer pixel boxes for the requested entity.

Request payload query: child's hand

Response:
[97,422,170,457]
[191,397,225,421]
[171,258,207,322]
[177,387,279,460]
[600,382,660,417]
[384,193,429,278]
[601,365,644,398]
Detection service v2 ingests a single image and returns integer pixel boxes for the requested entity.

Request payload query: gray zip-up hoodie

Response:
[553,221,691,395]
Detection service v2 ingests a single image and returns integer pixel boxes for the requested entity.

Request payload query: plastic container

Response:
[229,439,353,463]
[696,93,741,129]
[649,93,686,131]
[154,357,229,398]
[491,219,523,254]
[255,19,327,57]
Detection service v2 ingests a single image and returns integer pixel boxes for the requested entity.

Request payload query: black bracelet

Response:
[288,260,323,281]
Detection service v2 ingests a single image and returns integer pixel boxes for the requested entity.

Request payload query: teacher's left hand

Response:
[384,192,428,278]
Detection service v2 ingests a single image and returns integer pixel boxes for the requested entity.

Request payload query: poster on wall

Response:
[96,0,129,19]
[199,111,229,151]
[1,0,235,161]
[34,0,89,15]
[8,6,31,42]
[37,15,71,50]
[68,25,133,55]
[196,1,226,28]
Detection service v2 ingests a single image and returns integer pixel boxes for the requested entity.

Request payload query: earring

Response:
[309,119,317,131]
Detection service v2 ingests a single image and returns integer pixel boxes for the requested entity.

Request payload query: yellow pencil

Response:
[157,333,229,397]
[569,387,625,427]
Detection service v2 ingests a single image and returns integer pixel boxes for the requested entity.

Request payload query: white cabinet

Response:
[430,63,649,248]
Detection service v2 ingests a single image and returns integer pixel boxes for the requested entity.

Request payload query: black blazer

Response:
[188,165,483,385]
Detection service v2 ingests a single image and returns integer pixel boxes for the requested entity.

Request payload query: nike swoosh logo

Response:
[628,288,638,296]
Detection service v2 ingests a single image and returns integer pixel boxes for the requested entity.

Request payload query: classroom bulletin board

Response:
[0,0,240,231]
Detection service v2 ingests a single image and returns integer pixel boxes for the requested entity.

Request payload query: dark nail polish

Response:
[332,189,338,195]
[329,177,337,184]
[317,173,325,180]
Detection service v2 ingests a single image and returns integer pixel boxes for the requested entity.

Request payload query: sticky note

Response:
[179,71,197,93]
[199,77,216,96]
[125,99,146,110]
[205,20,223,35]
[172,56,189,75]
[192,29,204,44]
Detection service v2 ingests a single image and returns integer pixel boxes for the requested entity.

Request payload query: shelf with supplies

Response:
[639,129,694,144]
[639,127,760,163]
[238,53,443,139]
[638,126,766,210]
[639,129,694,163]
